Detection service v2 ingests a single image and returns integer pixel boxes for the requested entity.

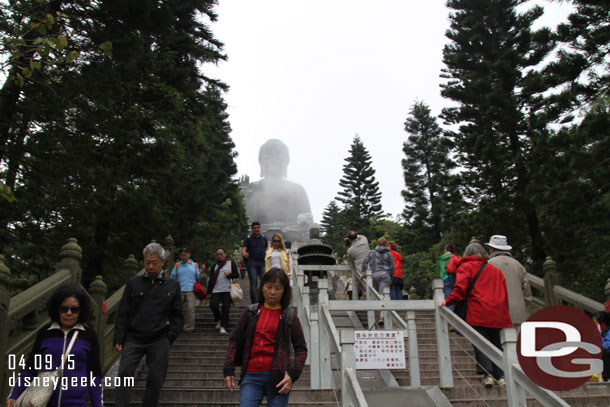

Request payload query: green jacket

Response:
[436,253,453,280]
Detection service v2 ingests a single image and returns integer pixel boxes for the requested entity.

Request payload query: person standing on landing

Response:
[242,222,268,303]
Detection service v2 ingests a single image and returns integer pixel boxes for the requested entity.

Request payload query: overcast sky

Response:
[205,1,574,224]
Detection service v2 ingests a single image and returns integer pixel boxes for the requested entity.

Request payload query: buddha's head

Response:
[259,139,289,178]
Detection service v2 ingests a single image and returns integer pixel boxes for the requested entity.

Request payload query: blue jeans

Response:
[443,274,456,311]
[247,261,265,304]
[240,371,289,407]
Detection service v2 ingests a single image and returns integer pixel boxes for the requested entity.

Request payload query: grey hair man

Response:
[114,242,183,407]
[485,235,532,329]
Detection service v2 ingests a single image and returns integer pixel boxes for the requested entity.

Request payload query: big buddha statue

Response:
[241,139,315,242]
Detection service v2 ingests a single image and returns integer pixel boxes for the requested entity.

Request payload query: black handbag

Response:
[453,262,487,319]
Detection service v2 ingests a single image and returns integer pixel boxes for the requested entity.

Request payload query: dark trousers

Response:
[472,326,504,379]
[116,336,171,407]
[390,277,404,300]
[247,261,265,303]
[602,350,610,381]
[210,291,232,329]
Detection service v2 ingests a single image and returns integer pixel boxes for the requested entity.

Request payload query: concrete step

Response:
[103,387,338,403]
[103,402,338,406]
[131,377,313,388]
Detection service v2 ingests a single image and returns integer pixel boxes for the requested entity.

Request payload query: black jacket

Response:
[114,273,183,345]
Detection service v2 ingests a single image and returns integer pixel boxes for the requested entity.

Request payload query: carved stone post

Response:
[0,255,11,400]
[122,255,139,283]
[55,238,83,284]
[163,235,174,276]
[408,286,418,300]
[542,257,560,307]
[88,276,107,361]
[469,236,481,245]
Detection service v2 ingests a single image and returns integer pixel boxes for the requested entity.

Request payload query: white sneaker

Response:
[215,321,221,329]
[219,327,228,334]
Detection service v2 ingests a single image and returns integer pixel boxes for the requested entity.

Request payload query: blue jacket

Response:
[602,327,610,351]
[9,323,103,407]
[170,260,199,292]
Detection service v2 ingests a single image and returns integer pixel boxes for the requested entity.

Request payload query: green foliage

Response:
[403,250,436,299]
[336,136,384,232]
[0,0,246,292]
[441,0,557,274]
[320,200,347,260]
[0,183,16,202]
[402,101,463,250]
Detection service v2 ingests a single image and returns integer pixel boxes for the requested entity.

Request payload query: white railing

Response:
[432,279,571,407]
[290,252,573,407]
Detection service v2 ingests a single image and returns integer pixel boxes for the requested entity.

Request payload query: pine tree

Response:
[320,200,347,258]
[0,0,247,288]
[543,0,610,114]
[336,136,383,232]
[402,101,461,247]
[440,0,556,273]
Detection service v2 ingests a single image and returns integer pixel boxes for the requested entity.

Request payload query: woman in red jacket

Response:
[387,241,404,300]
[439,242,512,388]
[224,268,307,407]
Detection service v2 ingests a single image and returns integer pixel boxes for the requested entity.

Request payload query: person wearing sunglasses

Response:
[265,234,290,277]
[7,284,103,407]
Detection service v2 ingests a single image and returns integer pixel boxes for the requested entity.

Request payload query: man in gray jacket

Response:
[485,235,532,330]
[345,231,369,300]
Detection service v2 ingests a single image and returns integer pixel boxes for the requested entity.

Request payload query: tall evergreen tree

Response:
[320,200,347,259]
[542,0,610,115]
[0,0,247,289]
[440,0,556,273]
[336,136,383,232]
[402,101,462,248]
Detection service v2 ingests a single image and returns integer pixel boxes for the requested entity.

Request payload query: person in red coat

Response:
[439,242,512,388]
[387,241,404,300]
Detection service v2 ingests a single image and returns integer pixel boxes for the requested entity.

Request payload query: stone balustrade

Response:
[0,235,175,400]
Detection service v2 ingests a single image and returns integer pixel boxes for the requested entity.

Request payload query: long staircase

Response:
[103,276,340,406]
